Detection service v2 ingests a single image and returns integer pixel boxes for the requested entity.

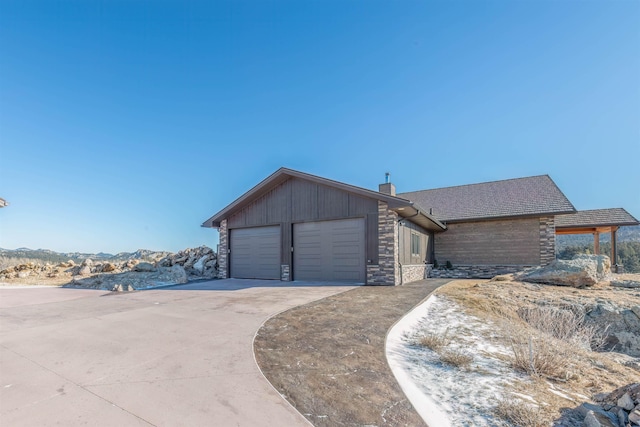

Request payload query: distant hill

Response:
[0,247,172,270]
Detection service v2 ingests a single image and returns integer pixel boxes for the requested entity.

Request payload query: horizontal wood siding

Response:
[399,221,433,265]
[227,178,379,268]
[434,218,540,265]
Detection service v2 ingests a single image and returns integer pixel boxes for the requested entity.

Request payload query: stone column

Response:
[366,201,399,285]
[217,219,228,279]
[539,216,556,266]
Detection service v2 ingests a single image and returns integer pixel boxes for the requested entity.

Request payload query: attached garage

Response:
[230,226,280,279]
[293,218,365,283]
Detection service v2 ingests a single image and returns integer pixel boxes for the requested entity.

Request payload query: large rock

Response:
[133,262,155,272]
[169,265,188,284]
[585,303,640,356]
[102,262,117,273]
[193,255,208,274]
[520,254,611,287]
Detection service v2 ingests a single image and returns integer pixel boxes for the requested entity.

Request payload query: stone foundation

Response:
[400,264,431,284]
[429,265,531,279]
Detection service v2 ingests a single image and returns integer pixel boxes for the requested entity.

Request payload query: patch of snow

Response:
[386,295,524,427]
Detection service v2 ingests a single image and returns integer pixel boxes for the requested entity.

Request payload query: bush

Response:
[508,333,573,379]
[445,260,453,270]
[439,349,473,368]
[517,306,606,351]
[418,331,451,350]
[494,399,548,427]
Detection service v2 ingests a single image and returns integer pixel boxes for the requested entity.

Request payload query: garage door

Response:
[230,226,280,279]
[293,218,365,283]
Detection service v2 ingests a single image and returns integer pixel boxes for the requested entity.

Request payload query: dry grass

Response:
[507,328,576,380]
[493,399,549,427]
[517,306,607,351]
[417,330,451,350]
[439,349,473,368]
[434,279,640,425]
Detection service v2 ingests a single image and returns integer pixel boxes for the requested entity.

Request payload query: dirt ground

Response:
[253,279,451,427]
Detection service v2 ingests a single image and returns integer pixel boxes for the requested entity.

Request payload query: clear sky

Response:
[1,0,638,254]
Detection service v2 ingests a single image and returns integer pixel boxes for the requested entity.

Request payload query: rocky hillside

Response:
[0,247,172,270]
[0,246,217,291]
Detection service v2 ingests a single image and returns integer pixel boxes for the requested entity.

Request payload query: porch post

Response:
[593,231,600,255]
[611,227,618,271]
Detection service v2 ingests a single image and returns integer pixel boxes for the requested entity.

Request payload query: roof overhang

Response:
[201,167,431,229]
[442,210,577,224]
[555,208,639,234]
[392,205,447,232]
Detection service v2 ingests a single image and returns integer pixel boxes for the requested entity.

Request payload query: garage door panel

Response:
[230,226,280,280]
[293,218,365,283]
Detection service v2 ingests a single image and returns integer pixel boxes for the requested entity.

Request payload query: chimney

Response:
[378,172,396,196]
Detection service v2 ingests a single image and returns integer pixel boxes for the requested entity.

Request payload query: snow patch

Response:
[386,295,523,426]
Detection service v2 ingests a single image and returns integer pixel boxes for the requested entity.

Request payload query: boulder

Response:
[81,258,93,267]
[611,279,640,289]
[520,254,611,287]
[619,393,636,411]
[169,265,188,284]
[193,255,208,274]
[77,265,92,276]
[17,271,30,278]
[134,262,155,272]
[586,303,640,356]
[102,262,117,273]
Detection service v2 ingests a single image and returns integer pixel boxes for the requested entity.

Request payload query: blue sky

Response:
[1,0,638,254]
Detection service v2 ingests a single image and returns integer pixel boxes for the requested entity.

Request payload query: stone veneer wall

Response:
[366,201,399,285]
[539,216,556,266]
[400,264,430,284]
[281,264,290,281]
[217,219,228,279]
[429,265,531,279]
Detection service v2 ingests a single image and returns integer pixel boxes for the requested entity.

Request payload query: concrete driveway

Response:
[0,279,355,426]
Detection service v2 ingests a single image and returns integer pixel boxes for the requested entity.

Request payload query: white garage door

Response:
[230,226,280,280]
[293,218,365,283]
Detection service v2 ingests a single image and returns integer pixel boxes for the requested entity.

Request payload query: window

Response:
[410,233,421,257]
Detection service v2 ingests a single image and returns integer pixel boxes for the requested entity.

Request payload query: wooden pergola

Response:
[555,208,639,272]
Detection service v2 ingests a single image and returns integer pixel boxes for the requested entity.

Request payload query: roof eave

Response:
[441,209,578,224]
[392,205,447,232]
[201,167,416,228]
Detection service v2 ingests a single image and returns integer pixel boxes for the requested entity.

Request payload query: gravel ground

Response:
[254,279,451,427]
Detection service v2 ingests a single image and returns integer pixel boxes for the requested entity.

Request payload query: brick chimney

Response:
[379,172,396,196]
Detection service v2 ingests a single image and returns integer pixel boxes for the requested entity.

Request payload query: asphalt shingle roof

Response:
[398,175,576,222]
[555,208,639,228]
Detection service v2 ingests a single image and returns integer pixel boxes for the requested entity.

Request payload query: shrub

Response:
[433,259,439,269]
[517,306,607,351]
[508,333,573,380]
[439,349,473,368]
[445,260,453,270]
[494,399,548,427]
[418,331,451,350]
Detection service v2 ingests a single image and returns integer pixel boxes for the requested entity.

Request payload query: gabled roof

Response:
[398,175,576,223]
[201,168,446,231]
[555,208,639,229]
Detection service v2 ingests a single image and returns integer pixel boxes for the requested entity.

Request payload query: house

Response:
[202,168,638,284]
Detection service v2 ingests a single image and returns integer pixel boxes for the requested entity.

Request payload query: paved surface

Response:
[0,279,355,426]
[255,279,451,427]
